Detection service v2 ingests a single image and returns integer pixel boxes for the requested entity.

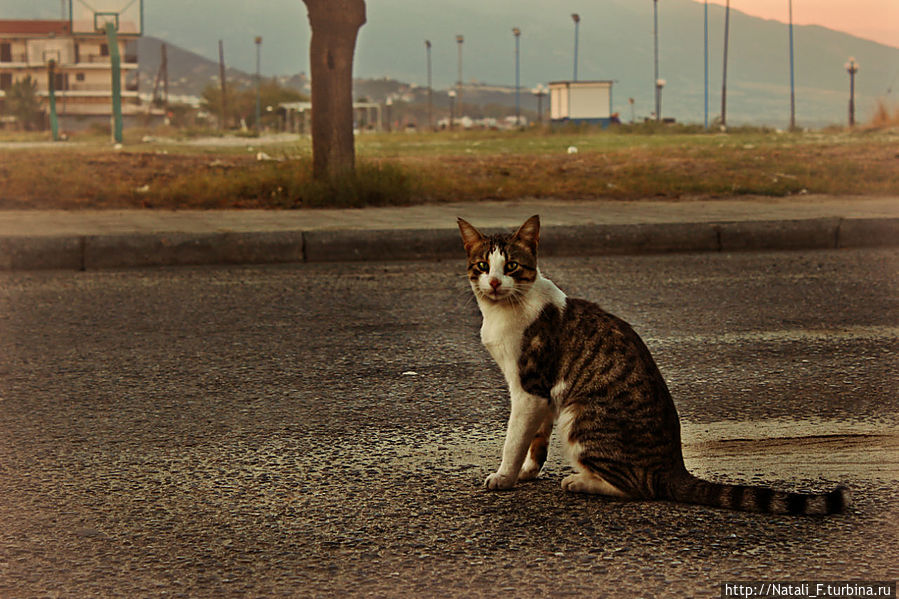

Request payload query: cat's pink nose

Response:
[489,278,501,290]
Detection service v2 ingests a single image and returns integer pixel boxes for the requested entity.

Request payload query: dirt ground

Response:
[1,133,897,209]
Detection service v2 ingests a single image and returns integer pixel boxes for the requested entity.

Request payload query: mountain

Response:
[140,0,899,127]
[137,36,260,101]
[351,0,899,127]
[6,0,898,126]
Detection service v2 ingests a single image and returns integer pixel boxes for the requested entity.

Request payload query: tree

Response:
[201,80,306,130]
[301,0,366,179]
[3,76,43,131]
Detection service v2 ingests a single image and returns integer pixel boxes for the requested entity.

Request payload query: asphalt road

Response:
[0,249,897,598]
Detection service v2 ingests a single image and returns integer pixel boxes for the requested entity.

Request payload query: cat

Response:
[457,214,850,515]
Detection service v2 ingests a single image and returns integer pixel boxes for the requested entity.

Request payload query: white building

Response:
[0,19,149,130]
[549,80,616,127]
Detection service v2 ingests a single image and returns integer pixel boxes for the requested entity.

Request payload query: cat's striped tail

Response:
[662,470,851,515]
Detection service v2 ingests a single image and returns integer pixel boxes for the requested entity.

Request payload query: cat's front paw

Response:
[518,459,542,481]
[484,472,516,491]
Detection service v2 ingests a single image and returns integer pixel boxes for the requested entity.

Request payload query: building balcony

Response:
[53,81,140,92]
[0,59,138,69]
[36,86,140,98]
[77,54,138,64]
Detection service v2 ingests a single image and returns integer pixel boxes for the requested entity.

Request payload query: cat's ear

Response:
[512,214,540,253]
[457,218,486,253]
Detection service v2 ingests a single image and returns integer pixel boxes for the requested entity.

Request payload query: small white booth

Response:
[549,80,615,127]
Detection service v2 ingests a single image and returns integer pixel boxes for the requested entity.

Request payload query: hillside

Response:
[135,0,897,127]
[9,0,891,127]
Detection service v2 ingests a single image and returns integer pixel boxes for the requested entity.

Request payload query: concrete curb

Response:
[83,231,305,269]
[0,217,896,271]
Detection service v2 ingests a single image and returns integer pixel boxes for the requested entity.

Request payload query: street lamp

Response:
[571,14,580,81]
[721,0,730,129]
[425,40,433,131]
[704,0,709,128]
[628,97,635,124]
[845,57,859,127]
[788,0,796,130]
[254,36,262,134]
[656,78,666,122]
[653,0,660,122]
[386,96,393,132]
[532,84,548,124]
[456,34,464,105]
[513,27,521,126]
[448,89,457,130]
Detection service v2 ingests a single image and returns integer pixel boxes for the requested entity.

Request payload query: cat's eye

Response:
[504,261,519,273]
[475,261,489,272]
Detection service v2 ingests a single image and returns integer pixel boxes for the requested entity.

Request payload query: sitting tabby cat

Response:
[457,215,850,515]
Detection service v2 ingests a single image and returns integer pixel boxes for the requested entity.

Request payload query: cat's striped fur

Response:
[458,215,850,515]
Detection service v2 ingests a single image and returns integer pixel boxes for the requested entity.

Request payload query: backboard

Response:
[69,0,143,35]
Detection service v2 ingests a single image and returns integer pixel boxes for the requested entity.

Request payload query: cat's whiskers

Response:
[455,278,478,309]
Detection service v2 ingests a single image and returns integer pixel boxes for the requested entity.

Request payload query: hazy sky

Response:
[3,0,897,49]
[705,0,898,48]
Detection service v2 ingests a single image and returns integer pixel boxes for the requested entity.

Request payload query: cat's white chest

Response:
[480,309,526,388]
[476,274,567,392]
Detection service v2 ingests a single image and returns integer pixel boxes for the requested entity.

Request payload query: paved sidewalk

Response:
[0,195,896,270]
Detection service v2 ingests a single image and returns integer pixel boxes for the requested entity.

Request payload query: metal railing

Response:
[61,82,140,92]
[78,54,138,64]
[0,55,138,64]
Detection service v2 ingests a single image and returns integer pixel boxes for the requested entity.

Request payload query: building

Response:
[0,19,146,130]
[549,80,616,127]
[279,101,384,134]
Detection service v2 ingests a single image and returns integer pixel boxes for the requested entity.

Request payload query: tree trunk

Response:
[302,0,366,180]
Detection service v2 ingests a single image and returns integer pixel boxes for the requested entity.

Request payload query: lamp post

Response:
[425,40,433,131]
[532,84,547,124]
[845,57,859,127]
[254,36,262,134]
[571,14,580,81]
[513,27,521,126]
[448,89,456,130]
[653,0,660,121]
[386,96,393,132]
[628,97,635,124]
[704,0,709,128]
[456,34,464,106]
[788,0,796,130]
[656,78,666,122]
[721,0,730,129]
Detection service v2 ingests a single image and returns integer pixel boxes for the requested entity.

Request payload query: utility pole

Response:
[152,43,169,111]
[448,89,456,130]
[571,14,580,81]
[721,0,730,129]
[513,27,521,126]
[162,43,168,109]
[704,0,709,128]
[255,36,262,134]
[846,57,859,127]
[653,0,660,121]
[218,40,228,130]
[425,40,432,130]
[456,34,464,108]
[788,0,796,130]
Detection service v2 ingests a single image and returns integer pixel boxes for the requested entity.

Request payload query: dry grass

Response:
[865,99,899,129]
[0,128,896,210]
